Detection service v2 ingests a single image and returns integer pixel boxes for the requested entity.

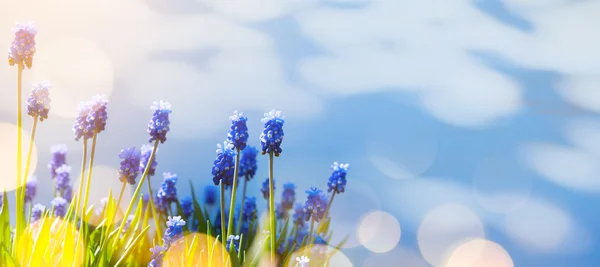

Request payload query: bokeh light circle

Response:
[17,217,84,266]
[417,203,485,266]
[163,233,228,267]
[0,122,38,191]
[283,244,351,267]
[444,238,514,267]
[357,210,401,253]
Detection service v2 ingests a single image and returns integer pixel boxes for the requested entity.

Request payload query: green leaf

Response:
[114,225,150,267]
[1,191,10,256]
[189,180,207,234]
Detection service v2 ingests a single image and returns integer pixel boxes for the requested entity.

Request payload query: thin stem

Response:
[73,140,88,221]
[23,116,38,183]
[316,192,336,236]
[268,152,276,265]
[113,182,127,225]
[113,140,159,248]
[219,183,227,264]
[15,63,24,244]
[236,176,248,234]
[227,149,241,238]
[146,174,162,236]
[81,133,98,223]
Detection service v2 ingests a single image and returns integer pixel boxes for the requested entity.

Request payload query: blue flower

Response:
[54,164,71,192]
[242,197,257,223]
[48,144,67,179]
[327,162,349,194]
[163,216,186,246]
[8,22,37,68]
[259,110,285,156]
[118,147,142,185]
[31,203,45,223]
[180,196,194,219]
[148,245,165,267]
[204,185,216,205]
[24,177,37,203]
[86,95,108,135]
[63,185,73,202]
[260,178,274,200]
[282,182,296,210]
[211,141,236,186]
[228,110,249,151]
[139,144,158,177]
[227,235,241,252]
[51,197,67,217]
[239,146,258,180]
[26,80,51,121]
[292,204,306,228]
[214,209,237,236]
[148,101,172,144]
[156,172,178,212]
[303,187,327,222]
[73,101,93,141]
[276,203,288,220]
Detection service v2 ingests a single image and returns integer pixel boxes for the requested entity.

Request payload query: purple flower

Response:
[48,144,67,179]
[139,144,158,177]
[204,186,216,205]
[86,95,108,135]
[163,216,186,246]
[180,196,193,219]
[260,178,274,200]
[303,187,327,222]
[118,147,141,185]
[148,101,172,144]
[327,162,349,194]
[148,246,165,267]
[31,203,45,223]
[73,101,93,141]
[24,177,37,203]
[211,142,236,187]
[51,197,68,217]
[226,235,240,252]
[227,110,249,151]
[282,182,296,210]
[8,22,37,68]
[26,80,51,121]
[292,204,306,228]
[239,146,258,180]
[276,203,288,220]
[156,172,178,212]
[55,164,71,192]
[122,214,135,235]
[63,185,73,202]
[259,110,284,156]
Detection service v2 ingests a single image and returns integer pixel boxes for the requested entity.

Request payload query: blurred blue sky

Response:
[1,0,599,266]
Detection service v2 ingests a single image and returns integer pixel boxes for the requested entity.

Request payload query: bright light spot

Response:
[418,203,485,267]
[0,122,38,192]
[362,246,429,267]
[163,233,228,267]
[31,37,114,119]
[357,211,401,253]
[444,238,514,267]
[283,244,339,267]
[17,217,84,266]
[328,249,354,267]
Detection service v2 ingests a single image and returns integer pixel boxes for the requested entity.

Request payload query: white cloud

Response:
[556,74,600,113]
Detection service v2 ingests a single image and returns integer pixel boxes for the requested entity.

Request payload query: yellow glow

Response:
[163,233,229,267]
[17,217,84,267]
[444,238,514,267]
[0,122,38,192]
[357,210,401,253]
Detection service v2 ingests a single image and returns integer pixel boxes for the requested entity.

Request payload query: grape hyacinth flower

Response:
[228,110,249,151]
[8,22,37,68]
[292,204,306,228]
[122,214,135,235]
[296,256,310,267]
[139,144,158,176]
[227,235,240,252]
[48,144,67,179]
[85,95,108,136]
[148,101,172,144]
[148,246,165,267]
[26,80,51,121]
[63,185,73,202]
[327,162,349,194]
[303,187,327,222]
[260,178,274,200]
[180,196,193,219]
[259,110,285,156]
[242,197,257,222]
[118,147,142,185]
[282,182,296,210]
[163,216,186,246]
[31,203,45,223]
[156,172,178,212]
[204,185,216,206]
[239,146,258,180]
[54,164,71,192]
[211,141,236,187]
[73,101,93,141]
[276,203,288,220]
[24,177,37,203]
[51,197,67,217]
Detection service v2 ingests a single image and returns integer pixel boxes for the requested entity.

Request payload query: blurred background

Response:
[1,0,599,266]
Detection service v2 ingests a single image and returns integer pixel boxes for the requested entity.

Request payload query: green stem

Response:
[146,174,163,236]
[227,149,241,237]
[114,182,127,224]
[15,63,24,246]
[113,140,159,248]
[81,134,98,223]
[219,183,227,264]
[268,152,276,265]
[73,140,88,221]
[236,176,248,234]
[23,116,38,184]
[316,192,336,235]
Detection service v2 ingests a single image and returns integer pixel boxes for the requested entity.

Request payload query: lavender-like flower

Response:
[259,110,285,156]
[148,246,165,267]
[118,147,141,185]
[156,172,178,212]
[139,144,158,176]
[276,203,288,220]
[51,197,67,217]
[26,80,51,121]
[227,235,240,252]
[122,214,135,234]
[242,196,257,223]
[239,146,258,180]
[292,204,306,228]
[211,141,236,187]
[260,178,274,200]
[48,144,67,179]
[204,185,216,206]
[86,95,108,135]
[303,187,327,222]
[31,203,45,223]
[282,182,296,210]
[73,101,93,141]
[148,101,172,144]
[54,164,71,192]
[180,196,194,219]
[228,110,249,151]
[63,185,73,202]
[163,216,186,246]
[24,177,37,203]
[8,22,37,68]
[296,256,310,267]
[327,162,349,194]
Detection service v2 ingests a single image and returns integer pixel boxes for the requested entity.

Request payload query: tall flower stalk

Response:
[211,141,236,259]
[226,111,248,238]
[260,110,285,264]
[237,146,257,233]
